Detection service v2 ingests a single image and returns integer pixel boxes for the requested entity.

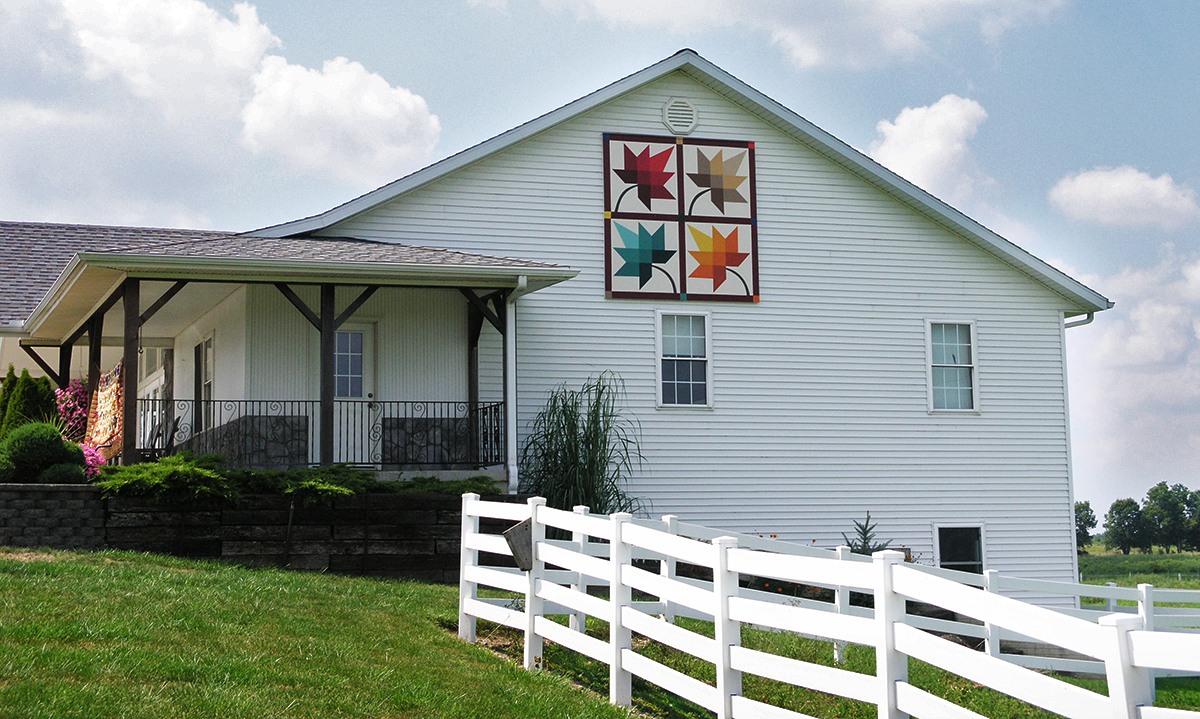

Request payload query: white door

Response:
[333,323,377,464]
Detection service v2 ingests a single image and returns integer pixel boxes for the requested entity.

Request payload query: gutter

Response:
[1064,312,1095,329]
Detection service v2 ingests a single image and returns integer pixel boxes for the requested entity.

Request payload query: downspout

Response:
[1064,312,1094,329]
[505,276,530,494]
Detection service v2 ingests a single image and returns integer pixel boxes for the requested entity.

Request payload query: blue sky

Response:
[3,0,1198,516]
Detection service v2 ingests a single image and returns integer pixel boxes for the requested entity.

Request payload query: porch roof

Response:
[2,221,577,341]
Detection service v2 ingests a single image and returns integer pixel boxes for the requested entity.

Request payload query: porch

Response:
[136,398,505,470]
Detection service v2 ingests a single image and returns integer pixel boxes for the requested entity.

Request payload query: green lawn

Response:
[1079,547,1200,590]
[2,548,1196,719]
[0,548,631,719]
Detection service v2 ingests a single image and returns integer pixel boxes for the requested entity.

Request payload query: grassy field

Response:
[2,547,1197,718]
[0,548,630,719]
[1079,545,1200,589]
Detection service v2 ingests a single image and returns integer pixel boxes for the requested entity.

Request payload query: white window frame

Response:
[932,523,986,574]
[925,319,979,413]
[655,309,713,409]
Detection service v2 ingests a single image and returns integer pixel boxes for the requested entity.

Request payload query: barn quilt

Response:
[603,133,758,302]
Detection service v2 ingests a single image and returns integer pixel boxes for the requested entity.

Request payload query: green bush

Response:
[0,370,56,442]
[37,463,87,484]
[94,454,236,503]
[0,422,85,483]
[0,365,16,429]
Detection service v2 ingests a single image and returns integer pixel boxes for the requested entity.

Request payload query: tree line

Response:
[1075,482,1200,554]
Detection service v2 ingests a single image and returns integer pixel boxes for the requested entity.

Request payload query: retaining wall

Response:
[0,484,512,582]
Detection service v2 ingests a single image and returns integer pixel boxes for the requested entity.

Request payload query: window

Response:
[929,321,976,411]
[194,337,213,430]
[659,312,709,406]
[937,526,983,574]
[335,330,364,398]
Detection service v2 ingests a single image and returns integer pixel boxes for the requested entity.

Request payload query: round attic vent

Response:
[662,97,698,135]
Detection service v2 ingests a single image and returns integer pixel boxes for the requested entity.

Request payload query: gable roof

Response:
[250,49,1111,315]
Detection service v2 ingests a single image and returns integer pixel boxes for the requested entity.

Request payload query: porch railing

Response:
[135,399,505,470]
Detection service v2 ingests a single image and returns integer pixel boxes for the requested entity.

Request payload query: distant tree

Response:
[1186,490,1200,551]
[1143,481,1191,552]
[1074,500,1097,552]
[1105,498,1148,555]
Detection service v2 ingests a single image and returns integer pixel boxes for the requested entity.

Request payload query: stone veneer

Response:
[0,484,106,550]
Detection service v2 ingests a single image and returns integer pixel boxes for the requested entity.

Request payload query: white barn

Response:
[0,50,1110,588]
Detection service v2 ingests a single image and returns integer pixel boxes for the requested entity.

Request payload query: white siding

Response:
[244,284,468,402]
[325,71,1079,591]
[174,286,247,400]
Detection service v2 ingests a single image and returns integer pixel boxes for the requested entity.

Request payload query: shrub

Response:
[94,454,236,503]
[841,512,892,555]
[0,365,16,427]
[519,372,643,514]
[0,370,56,442]
[0,422,86,483]
[37,463,87,484]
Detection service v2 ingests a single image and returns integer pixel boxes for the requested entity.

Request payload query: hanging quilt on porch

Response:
[603,132,759,302]
[85,361,124,461]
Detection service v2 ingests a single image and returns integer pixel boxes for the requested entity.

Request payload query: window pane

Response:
[662,360,675,381]
[660,314,709,405]
[939,527,982,573]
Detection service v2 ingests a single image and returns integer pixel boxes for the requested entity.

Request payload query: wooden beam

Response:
[57,344,72,389]
[333,285,379,328]
[18,344,60,386]
[121,278,140,465]
[139,280,188,326]
[65,281,126,347]
[319,283,335,466]
[275,283,320,330]
[87,314,103,401]
[459,288,504,333]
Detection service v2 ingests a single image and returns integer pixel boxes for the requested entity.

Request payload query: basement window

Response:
[937,526,984,574]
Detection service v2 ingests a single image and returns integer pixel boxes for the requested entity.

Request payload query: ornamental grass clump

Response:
[519,372,643,514]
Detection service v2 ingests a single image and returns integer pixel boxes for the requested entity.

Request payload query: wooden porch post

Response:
[319,283,335,466]
[87,314,103,406]
[56,344,73,389]
[121,278,140,465]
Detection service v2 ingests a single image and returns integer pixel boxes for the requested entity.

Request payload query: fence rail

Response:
[458,494,1200,719]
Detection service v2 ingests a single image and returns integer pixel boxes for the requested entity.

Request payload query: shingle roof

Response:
[0,221,234,326]
[0,221,566,328]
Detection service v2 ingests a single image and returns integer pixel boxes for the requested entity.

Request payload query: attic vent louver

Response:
[662,97,698,135]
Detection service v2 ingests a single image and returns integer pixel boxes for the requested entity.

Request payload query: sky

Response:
[2,0,1198,515]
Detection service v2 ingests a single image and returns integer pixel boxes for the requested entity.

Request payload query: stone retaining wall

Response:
[0,484,514,582]
[0,484,106,550]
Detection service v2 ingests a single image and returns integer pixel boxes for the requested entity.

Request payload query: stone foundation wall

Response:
[0,485,516,583]
[0,484,106,550]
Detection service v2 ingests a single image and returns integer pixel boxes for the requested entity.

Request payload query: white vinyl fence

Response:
[458,494,1200,719]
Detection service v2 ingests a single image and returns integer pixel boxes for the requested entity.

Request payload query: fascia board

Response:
[20,254,90,337]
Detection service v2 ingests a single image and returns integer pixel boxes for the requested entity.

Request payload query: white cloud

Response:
[242,56,440,186]
[1049,166,1200,230]
[868,94,991,205]
[0,0,441,228]
[535,0,1063,69]
[61,0,278,120]
[1068,252,1200,511]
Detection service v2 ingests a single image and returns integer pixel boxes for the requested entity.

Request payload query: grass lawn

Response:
[1079,546,1200,589]
[3,547,1197,718]
[0,547,632,719]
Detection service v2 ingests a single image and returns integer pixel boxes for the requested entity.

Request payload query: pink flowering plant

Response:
[79,442,106,479]
[55,379,89,442]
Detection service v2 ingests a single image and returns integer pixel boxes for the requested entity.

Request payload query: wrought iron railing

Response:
[135,399,505,470]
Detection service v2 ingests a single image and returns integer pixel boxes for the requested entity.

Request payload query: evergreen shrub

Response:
[0,422,87,483]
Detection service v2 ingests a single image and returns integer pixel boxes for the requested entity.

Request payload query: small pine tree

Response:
[841,511,893,555]
[0,365,16,430]
[0,370,57,442]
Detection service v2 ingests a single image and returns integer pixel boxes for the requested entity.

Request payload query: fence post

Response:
[661,514,679,624]
[713,536,741,719]
[458,492,480,642]
[570,505,590,633]
[610,512,633,707]
[984,569,1001,657]
[1137,583,1157,702]
[524,497,547,671]
[1099,613,1152,719]
[834,546,852,664]
[1106,582,1118,613]
[874,550,907,719]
